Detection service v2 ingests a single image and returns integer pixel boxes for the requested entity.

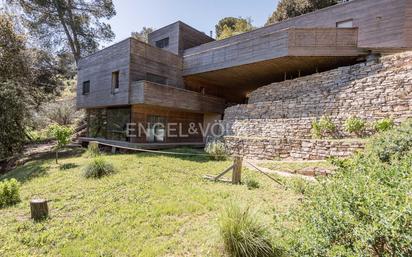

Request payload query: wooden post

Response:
[111,146,116,154]
[232,157,243,185]
[30,199,49,221]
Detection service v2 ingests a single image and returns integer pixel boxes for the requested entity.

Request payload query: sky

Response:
[109,0,279,43]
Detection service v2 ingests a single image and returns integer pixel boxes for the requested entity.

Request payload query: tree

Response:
[0,14,61,159]
[215,17,254,40]
[48,124,73,163]
[266,0,338,25]
[9,0,116,65]
[131,27,154,43]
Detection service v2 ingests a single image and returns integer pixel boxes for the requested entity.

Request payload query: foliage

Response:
[245,179,260,190]
[287,178,311,195]
[205,140,228,161]
[0,179,20,208]
[9,0,116,64]
[83,157,116,178]
[366,120,412,163]
[0,81,29,159]
[344,116,366,136]
[0,14,62,159]
[280,119,412,256]
[267,0,338,25]
[44,100,84,126]
[374,118,395,133]
[219,204,274,257]
[131,27,154,43]
[311,116,336,138]
[87,141,101,158]
[48,124,73,163]
[215,17,254,40]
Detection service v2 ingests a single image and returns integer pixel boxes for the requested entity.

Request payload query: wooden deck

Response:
[79,137,205,150]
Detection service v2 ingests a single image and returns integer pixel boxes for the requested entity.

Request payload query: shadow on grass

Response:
[134,147,213,163]
[0,160,48,183]
[1,148,85,183]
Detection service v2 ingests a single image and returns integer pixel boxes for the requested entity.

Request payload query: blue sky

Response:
[109,0,279,42]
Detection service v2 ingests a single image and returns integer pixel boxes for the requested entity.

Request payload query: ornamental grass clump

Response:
[83,157,116,179]
[0,179,20,208]
[219,204,274,257]
[205,140,228,161]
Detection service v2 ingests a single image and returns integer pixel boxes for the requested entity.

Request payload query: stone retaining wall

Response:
[225,137,365,161]
[224,52,412,160]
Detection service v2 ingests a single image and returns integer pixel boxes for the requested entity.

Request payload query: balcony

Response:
[130,81,226,113]
[183,27,365,75]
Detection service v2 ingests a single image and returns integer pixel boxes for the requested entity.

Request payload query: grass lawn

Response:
[263,160,335,173]
[0,149,299,257]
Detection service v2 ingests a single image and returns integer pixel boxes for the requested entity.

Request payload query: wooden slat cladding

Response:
[184,0,410,57]
[130,81,225,113]
[183,28,362,75]
[129,38,184,88]
[130,105,204,143]
[148,21,214,56]
[77,38,185,109]
[77,39,131,108]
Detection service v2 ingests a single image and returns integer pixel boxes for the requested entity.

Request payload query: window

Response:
[146,73,168,85]
[147,115,166,143]
[82,81,90,95]
[155,37,169,49]
[336,19,353,28]
[112,71,120,93]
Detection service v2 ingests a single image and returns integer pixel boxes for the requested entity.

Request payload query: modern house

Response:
[77,0,412,148]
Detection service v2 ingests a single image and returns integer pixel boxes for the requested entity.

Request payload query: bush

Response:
[287,178,310,195]
[367,120,412,163]
[205,140,227,161]
[281,119,412,256]
[374,118,395,133]
[245,179,260,190]
[87,141,101,158]
[48,124,73,163]
[0,179,21,208]
[311,116,336,139]
[344,116,366,136]
[83,157,116,179]
[219,204,274,257]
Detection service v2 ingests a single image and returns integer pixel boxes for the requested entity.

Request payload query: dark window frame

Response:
[155,37,169,49]
[112,71,120,94]
[82,81,90,95]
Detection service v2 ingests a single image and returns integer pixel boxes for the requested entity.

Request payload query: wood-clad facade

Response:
[77,0,412,146]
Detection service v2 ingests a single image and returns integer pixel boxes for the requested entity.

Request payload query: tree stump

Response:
[232,157,243,185]
[30,199,49,221]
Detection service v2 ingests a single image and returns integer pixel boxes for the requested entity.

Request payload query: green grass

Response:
[263,160,335,173]
[0,149,299,257]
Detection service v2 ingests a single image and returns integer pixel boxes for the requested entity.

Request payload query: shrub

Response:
[311,116,336,139]
[0,179,21,208]
[374,118,395,133]
[219,204,274,257]
[245,179,260,190]
[205,140,227,161]
[344,116,366,136]
[288,178,310,195]
[83,157,116,179]
[87,141,101,158]
[281,119,412,256]
[367,119,412,163]
[48,124,73,163]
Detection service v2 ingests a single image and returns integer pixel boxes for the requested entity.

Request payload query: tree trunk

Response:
[55,149,59,164]
[30,199,49,221]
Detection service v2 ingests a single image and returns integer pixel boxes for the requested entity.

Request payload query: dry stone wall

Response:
[224,52,412,160]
